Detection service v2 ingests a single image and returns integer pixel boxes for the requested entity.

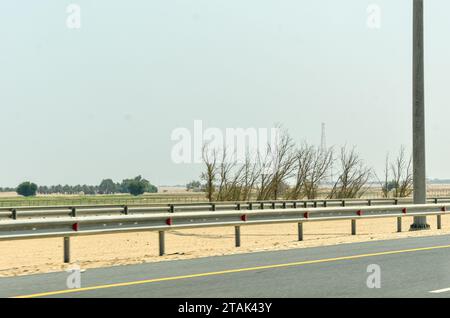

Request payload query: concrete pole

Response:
[411,0,430,230]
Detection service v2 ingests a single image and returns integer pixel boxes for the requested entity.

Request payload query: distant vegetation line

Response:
[0,175,158,197]
[0,193,207,207]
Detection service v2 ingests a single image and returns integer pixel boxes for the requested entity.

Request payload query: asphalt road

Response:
[3,234,450,298]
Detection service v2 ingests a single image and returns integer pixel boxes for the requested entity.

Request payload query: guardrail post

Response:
[11,209,17,220]
[313,201,318,208]
[293,202,297,209]
[282,202,286,209]
[260,203,264,210]
[63,237,71,263]
[159,231,165,256]
[123,206,128,215]
[236,203,241,211]
[248,203,253,210]
[298,223,303,241]
[303,201,307,208]
[71,207,77,217]
[271,202,276,209]
[437,215,442,230]
[170,204,174,213]
[342,200,346,207]
[368,199,372,206]
[235,226,241,247]
[435,198,439,204]
[211,203,216,212]
[351,219,356,235]
[397,217,402,232]
[323,201,327,208]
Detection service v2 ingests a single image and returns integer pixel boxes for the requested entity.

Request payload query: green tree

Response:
[17,182,38,197]
[128,180,146,196]
[147,183,158,193]
[120,176,157,194]
[98,179,117,194]
[186,180,202,191]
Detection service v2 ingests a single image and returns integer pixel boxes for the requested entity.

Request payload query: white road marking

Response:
[429,287,450,294]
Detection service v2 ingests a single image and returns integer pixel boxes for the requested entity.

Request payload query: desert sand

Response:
[0,215,448,277]
[0,192,17,198]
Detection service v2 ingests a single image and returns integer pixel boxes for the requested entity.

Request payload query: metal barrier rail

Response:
[0,194,207,207]
[0,203,448,263]
[1,197,450,220]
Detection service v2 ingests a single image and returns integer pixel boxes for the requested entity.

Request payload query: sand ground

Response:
[0,192,17,198]
[0,215,448,277]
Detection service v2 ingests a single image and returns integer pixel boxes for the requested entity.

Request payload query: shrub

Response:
[17,182,38,197]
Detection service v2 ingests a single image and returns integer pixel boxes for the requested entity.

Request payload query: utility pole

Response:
[321,123,326,151]
[411,0,429,230]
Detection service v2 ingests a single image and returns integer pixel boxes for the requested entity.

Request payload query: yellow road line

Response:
[13,244,450,298]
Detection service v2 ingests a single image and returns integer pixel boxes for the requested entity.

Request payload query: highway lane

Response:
[3,234,450,297]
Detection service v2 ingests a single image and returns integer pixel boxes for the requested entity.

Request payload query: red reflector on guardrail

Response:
[304,212,309,219]
[166,218,173,226]
[72,223,79,231]
[402,208,407,214]
[357,210,363,216]
[241,214,248,222]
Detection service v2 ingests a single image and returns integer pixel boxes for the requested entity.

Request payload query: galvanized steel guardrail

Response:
[1,197,450,220]
[0,200,449,264]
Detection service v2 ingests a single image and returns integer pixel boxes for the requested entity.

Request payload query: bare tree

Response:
[255,149,274,200]
[303,146,334,199]
[239,156,261,201]
[201,144,218,202]
[329,146,372,199]
[215,148,236,201]
[376,154,391,198]
[375,147,413,198]
[287,144,334,199]
[202,143,263,202]
[217,152,250,201]
[200,128,376,202]
[256,128,297,200]
[391,146,413,198]
[286,145,312,199]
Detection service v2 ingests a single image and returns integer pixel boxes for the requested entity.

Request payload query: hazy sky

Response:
[1,0,450,187]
